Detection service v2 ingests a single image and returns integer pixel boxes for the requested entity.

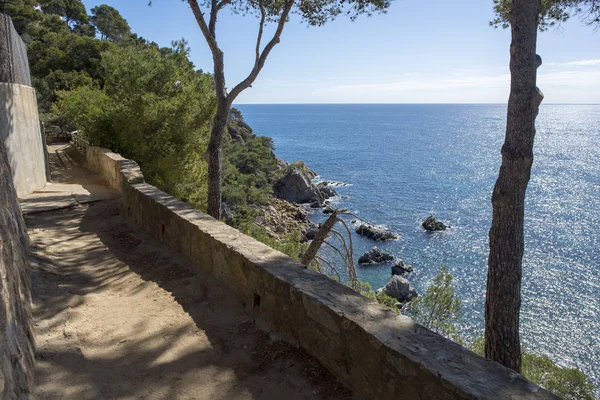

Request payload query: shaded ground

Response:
[26,146,353,399]
[20,143,119,214]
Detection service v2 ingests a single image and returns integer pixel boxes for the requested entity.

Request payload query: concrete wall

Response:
[1,83,47,197]
[78,142,557,400]
[0,137,35,399]
[0,13,46,197]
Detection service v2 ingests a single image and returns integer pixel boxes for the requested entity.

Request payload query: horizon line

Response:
[234,102,600,106]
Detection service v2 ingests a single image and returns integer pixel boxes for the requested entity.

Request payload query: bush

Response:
[56,40,216,211]
[469,337,595,399]
[406,266,461,338]
[240,224,308,260]
[355,281,399,313]
[522,353,595,400]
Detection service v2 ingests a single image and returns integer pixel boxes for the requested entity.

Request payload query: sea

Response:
[236,103,600,388]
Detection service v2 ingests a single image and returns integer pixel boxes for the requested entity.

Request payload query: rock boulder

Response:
[303,223,320,241]
[358,247,394,265]
[422,215,447,231]
[274,161,322,204]
[379,275,418,303]
[323,205,335,214]
[355,224,398,241]
[316,181,337,199]
[391,259,414,276]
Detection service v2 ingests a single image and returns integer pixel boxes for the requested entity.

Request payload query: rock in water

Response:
[358,247,394,265]
[379,275,418,303]
[323,205,335,214]
[391,259,414,275]
[309,201,323,209]
[303,223,320,241]
[274,161,322,204]
[355,224,398,241]
[422,215,447,231]
[316,181,337,199]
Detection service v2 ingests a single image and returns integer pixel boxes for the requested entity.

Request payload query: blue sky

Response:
[82,0,600,103]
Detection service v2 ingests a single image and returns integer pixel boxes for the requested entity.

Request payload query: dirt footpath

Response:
[26,148,352,400]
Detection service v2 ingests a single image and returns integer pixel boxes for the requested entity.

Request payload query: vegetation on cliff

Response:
[417,268,595,399]
[2,0,306,258]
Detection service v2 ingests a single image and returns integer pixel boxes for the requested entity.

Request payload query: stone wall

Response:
[0,138,34,399]
[0,13,46,197]
[77,141,557,400]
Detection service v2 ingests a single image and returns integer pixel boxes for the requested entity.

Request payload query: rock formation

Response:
[422,215,447,231]
[378,275,418,303]
[273,161,337,205]
[255,198,311,239]
[355,223,398,241]
[391,259,414,275]
[358,247,394,265]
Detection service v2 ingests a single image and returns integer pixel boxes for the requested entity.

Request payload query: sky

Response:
[81,0,600,104]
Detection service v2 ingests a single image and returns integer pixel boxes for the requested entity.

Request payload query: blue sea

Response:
[236,104,600,387]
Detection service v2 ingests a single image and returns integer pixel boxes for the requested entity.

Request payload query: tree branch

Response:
[255,0,266,62]
[209,0,218,38]
[188,0,226,99]
[323,240,350,266]
[316,255,341,282]
[216,0,232,11]
[227,0,294,102]
[188,0,220,57]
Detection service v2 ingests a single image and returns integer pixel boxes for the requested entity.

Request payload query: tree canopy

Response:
[90,4,130,41]
[491,0,600,30]
[0,0,42,35]
[40,0,88,28]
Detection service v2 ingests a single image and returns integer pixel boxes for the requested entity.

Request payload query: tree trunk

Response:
[301,211,339,266]
[206,40,228,220]
[206,99,230,219]
[485,0,543,373]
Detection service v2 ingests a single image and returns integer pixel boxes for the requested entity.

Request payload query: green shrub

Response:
[240,224,309,261]
[406,266,461,338]
[522,353,595,400]
[469,337,595,399]
[354,281,399,313]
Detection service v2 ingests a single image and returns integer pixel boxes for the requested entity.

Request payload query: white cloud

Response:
[565,59,600,66]
[237,67,600,104]
[548,59,600,66]
[539,69,600,84]
[330,74,510,92]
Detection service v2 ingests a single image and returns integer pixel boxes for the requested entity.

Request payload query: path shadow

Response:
[27,151,354,399]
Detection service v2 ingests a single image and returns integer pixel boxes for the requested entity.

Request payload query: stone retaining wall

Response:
[77,141,557,400]
[0,138,34,399]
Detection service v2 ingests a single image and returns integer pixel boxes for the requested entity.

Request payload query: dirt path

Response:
[26,148,352,400]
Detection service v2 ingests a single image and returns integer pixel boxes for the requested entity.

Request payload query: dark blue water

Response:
[236,103,600,386]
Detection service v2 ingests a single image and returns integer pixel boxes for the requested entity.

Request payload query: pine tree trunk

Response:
[485,0,543,373]
[206,99,230,219]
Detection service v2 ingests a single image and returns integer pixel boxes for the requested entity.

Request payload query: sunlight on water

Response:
[237,103,600,387]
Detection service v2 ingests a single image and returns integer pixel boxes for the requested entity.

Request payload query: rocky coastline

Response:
[257,157,449,309]
[252,160,337,241]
